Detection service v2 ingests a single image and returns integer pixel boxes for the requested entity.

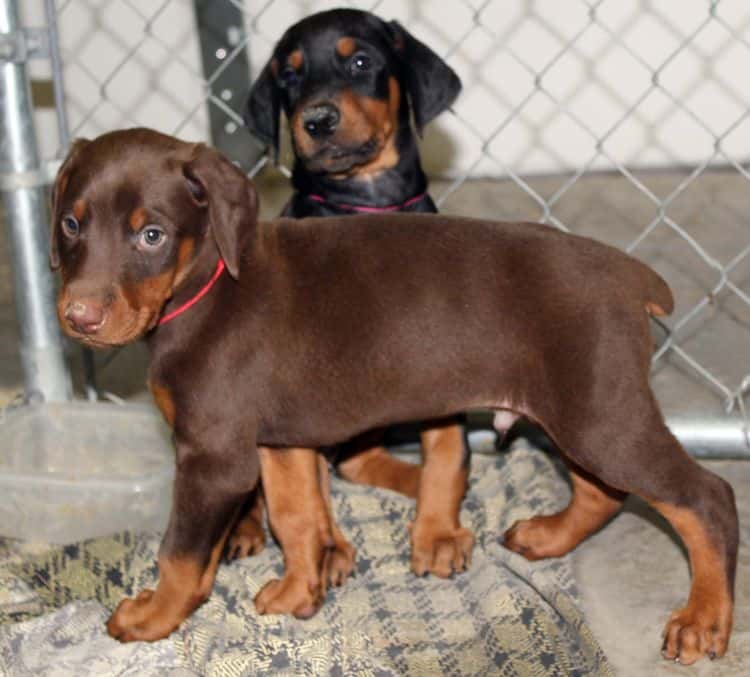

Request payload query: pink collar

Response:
[158,259,226,326]
[307,192,427,214]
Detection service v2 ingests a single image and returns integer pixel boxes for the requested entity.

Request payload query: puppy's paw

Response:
[503,516,571,560]
[106,589,182,643]
[254,575,324,619]
[661,604,731,665]
[226,515,266,561]
[410,522,475,578]
[325,537,356,587]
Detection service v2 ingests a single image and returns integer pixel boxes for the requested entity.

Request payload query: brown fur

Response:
[52,130,738,664]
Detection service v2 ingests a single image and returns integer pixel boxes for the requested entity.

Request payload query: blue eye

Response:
[139,226,166,249]
[61,215,79,238]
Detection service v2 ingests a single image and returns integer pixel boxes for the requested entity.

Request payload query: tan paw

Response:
[410,522,474,578]
[325,537,356,587]
[226,515,266,561]
[661,604,731,665]
[106,589,185,642]
[503,515,572,560]
[254,575,324,619]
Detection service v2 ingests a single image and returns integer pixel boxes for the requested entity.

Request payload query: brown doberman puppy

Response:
[230,8,470,574]
[52,129,737,664]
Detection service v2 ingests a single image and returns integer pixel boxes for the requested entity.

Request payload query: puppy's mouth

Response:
[301,137,381,174]
[58,299,160,348]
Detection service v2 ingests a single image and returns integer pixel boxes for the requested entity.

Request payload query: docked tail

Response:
[641,264,674,317]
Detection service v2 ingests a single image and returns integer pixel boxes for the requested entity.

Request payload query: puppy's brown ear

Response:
[183,144,258,280]
[244,58,281,161]
[50,138,90,270]
[387,21,462,135]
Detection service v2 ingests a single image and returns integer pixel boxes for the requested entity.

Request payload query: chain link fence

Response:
[4,0,750,452]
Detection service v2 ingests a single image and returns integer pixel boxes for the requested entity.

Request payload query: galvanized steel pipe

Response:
[0,0,70,401]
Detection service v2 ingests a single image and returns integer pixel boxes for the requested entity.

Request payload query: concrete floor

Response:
[1,171,748,673]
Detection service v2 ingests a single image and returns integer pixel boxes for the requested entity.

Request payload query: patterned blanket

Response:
[0,443,611,676]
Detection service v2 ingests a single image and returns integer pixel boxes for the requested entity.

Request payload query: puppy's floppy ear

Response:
[183,144,259,280]
[388,21,462,135]
[244,59,281,160]
[49,137,90,270]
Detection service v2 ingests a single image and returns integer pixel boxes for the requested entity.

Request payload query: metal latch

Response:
[0,159,61,191]
[0,28,50,64]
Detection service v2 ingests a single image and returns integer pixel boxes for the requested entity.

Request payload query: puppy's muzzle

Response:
[64,298,106,335]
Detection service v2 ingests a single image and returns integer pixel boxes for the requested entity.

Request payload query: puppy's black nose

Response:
[65,299,105,335]
[302,103,340,138]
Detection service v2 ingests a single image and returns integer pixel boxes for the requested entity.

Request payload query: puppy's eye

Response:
[350,53,371,75]
[138,226,166,249]
[61,215,80,239]
[279,67,299,87]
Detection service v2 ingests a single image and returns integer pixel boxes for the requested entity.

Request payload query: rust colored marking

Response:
[338,446,420,498]
[255,446,331,615]
[290,110,317,158]
[417,423,467,530]
[646,301,666,316]
[123,268,173,311]
[336,37,356,58]
[227,488,266,560]
[504,461,624,559]
[409,421,475,578]
[106,523,234,641]
[288,49,304,70]
[129,207,147,232]
[654,501,734,664]
[73,199,87,221]
[341,77,401,177]
[150,381,176,427]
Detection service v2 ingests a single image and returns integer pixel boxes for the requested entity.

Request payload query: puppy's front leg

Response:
[410,418,474,578]
[255,447,355,618]
[107,439,257,642]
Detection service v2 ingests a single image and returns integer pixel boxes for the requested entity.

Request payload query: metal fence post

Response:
[0,0,70,402]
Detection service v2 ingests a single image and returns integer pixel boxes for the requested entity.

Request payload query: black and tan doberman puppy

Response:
[237,7,468,570]
[245,8,460,217]
[52,129,737,665]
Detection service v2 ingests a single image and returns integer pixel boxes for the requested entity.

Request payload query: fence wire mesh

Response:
[18,0,750,443]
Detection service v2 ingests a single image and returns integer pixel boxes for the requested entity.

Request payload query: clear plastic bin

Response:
[0,401,174,543]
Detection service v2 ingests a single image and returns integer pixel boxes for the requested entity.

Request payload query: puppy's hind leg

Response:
[644,429,737,665]
[547,409,737,665]
[503,458,625,560]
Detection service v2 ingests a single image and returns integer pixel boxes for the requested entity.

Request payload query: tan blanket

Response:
[0,443,611,676]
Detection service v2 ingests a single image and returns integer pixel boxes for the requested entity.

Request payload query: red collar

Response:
[158,259,226,326]
[307,192,427,213]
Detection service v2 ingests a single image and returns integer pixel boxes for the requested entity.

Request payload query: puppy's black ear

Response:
[50,138,90,270]
[388,21,461,135]
[244,59,281,160]
[183,144,259,280]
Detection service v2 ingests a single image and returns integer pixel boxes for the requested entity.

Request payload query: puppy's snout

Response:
[65,299,106,335]
[302,103,340,138]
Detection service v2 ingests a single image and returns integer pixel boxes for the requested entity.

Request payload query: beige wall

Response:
[20,1,750,177]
